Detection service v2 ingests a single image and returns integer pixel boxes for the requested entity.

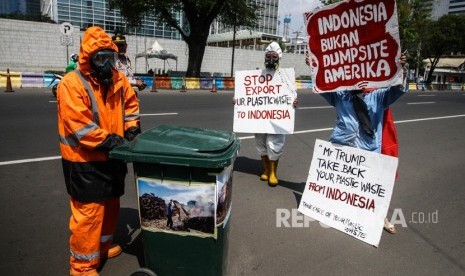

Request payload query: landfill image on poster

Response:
[137,177,217,238]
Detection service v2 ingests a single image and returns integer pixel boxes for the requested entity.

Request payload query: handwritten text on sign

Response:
[298,139,398,247]
[304,0,402,92]
[234,68,297,134]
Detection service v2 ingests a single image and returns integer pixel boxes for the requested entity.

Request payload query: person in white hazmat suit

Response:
[253,42,298,186]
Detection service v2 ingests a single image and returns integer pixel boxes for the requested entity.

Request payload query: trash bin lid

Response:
[110,125,240,168]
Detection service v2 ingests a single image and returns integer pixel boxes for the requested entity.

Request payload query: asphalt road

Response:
[0,88,464,275]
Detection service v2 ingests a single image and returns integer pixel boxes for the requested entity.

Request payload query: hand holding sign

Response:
[298,139,398,247]
[304,0,402,93]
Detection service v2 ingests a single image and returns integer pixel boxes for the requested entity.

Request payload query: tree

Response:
[396,0,431,79]
[109,0,259,77]
[216,1,260,76]
[420,14,465,83]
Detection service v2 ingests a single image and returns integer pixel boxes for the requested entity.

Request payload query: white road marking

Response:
[0,156,61,166]
[417,94,435,97]
[140,113,178,116]
[298,106,333,110]
[2,114,465,165]
[394,114,465,124]
[407,102,435,105]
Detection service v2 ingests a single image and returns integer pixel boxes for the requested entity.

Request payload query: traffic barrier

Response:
[156,76,171,89]
[214,77,224,90]
[296,80,313,89]
[185,77,200,90]
[200,77,212,90]
[223,77,234,90]
[5,68,14,92]
[170,77,183,90]
[1,69,20,90]
[450,83,462,90]
[21,72,44,88]
[0,70,315,91]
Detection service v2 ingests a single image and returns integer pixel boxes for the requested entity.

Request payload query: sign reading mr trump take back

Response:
[298,139,398,247]
[304,0,403,93]
[233,68,297,134]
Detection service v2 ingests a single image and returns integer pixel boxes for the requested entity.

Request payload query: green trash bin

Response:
[110,125,240,276]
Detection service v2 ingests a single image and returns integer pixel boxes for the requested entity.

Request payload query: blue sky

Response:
[278,0,323,37]
[138,178,215,207]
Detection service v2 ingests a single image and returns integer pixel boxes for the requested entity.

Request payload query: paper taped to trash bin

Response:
[137,177,217,239]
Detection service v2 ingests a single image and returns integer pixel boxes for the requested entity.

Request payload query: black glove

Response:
[95,133,125,151]
[124,126,141,141]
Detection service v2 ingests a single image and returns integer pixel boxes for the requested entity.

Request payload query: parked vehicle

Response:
[49,74,62,97]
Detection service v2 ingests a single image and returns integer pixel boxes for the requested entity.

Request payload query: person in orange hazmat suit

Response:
[57,26,141,275]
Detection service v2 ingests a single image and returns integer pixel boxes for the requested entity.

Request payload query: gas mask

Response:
[264,51,280,70]
[91,50,117,86]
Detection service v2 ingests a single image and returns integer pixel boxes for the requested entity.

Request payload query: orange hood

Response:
[78,26,118,75]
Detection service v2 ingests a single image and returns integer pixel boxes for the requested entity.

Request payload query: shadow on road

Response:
[234,156,306,206]
[233,156,262,176]
[115,207,146,267]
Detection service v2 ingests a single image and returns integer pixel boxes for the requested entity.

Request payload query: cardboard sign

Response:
[304,0,402,93]
[233,68,297,134]
[298,139,398,247]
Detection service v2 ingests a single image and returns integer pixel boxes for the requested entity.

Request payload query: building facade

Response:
[41,0,182,39]
[207,0,283,51]
[430,0,465,18]
[209,0,280,36]
[1,0,41,17]
[449,0,465,14]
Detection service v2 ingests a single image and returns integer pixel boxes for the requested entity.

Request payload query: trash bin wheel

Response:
[130,267,157,276]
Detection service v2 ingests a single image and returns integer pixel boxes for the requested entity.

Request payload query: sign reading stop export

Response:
[304,0,403,93]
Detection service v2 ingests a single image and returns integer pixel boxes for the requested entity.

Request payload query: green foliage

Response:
[397,0,430,52]
[217,1,260,30]
[420,14,465,82]
[109,0,259,77]
[277,40,287,53]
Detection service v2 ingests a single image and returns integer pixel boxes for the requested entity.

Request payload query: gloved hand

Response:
[136,79,147,91]
[95,133,125,151]
[138,82,147,91]
[124,126,141,141]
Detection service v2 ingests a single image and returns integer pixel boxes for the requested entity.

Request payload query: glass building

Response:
[428,0,465,18]
[41,0,183,39]
[448,0,465,14]
[210,0,280,36]
[1,0,41,17]
[39,0,281,42]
